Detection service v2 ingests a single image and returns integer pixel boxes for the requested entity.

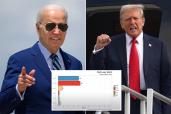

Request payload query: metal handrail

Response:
[122,85,147,101]
[96,85,148,114]
[147,89,171,114]
[122,85,147,114]
[96,86,171,114]
[153,90,171,105]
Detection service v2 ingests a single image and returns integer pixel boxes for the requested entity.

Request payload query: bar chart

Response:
[51,70,121,111]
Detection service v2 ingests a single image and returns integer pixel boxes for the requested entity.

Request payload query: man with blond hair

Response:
[90,4,171,114]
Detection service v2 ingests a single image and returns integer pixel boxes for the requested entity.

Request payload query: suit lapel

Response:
[143,34,152,82]
[118,35,128,85]
[60,49,71,70]
[31,43,51,83]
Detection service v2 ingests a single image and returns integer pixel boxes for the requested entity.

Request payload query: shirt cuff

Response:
[92,45,104,54]
[16,84,25,101]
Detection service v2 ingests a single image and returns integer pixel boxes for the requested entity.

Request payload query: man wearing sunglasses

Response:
[0,4,82,114]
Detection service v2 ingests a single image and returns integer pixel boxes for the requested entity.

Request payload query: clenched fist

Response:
[95,34,111,50]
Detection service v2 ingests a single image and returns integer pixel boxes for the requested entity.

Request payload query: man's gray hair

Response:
[36,4,68,23]
[120,4,144,20]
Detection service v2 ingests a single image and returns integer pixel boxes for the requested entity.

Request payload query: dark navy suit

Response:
[0,42,82,114]
[90,33,171,114]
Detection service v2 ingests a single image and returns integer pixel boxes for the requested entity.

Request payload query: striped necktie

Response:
[50,54,62,70]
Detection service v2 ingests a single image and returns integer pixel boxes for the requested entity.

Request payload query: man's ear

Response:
[142,17,145,27]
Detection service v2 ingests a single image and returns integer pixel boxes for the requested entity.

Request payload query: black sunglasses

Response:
[45,22,68,32]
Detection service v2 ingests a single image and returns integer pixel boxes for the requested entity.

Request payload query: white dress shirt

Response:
[126,32,146,90]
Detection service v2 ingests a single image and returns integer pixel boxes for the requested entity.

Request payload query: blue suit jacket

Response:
[90,33,171,114]
[0,42,82,114]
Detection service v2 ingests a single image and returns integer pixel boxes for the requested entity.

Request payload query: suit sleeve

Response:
[78,60,82,70]
[160,43,171,114]
[89,49,107,70]
[0,56,22,113]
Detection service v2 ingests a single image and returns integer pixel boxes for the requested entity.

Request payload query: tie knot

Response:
[50,54,58,60]
[132,38,137,44]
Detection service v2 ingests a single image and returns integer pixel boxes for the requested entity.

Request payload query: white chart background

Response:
[52,70,121,111]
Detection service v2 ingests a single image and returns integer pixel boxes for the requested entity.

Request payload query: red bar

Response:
[58,81,80,86]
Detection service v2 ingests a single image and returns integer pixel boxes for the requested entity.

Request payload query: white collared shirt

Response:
[126,32,146,90]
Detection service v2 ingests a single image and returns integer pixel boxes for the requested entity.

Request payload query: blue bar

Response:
[58,76,79,81]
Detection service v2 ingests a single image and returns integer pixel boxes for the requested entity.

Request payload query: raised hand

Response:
[95,34,111,50]
[18,66,36,94]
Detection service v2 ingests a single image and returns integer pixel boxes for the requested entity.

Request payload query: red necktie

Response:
[129,38,140,99]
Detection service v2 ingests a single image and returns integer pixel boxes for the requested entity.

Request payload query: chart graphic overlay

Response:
[52,70,121,111]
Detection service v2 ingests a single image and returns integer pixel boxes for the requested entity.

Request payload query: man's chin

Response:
[128,32,139,38]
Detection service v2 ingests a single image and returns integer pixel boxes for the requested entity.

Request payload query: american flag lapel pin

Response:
[148,43,152,47]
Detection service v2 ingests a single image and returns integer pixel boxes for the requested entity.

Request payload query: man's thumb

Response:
[29,69,36,77]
